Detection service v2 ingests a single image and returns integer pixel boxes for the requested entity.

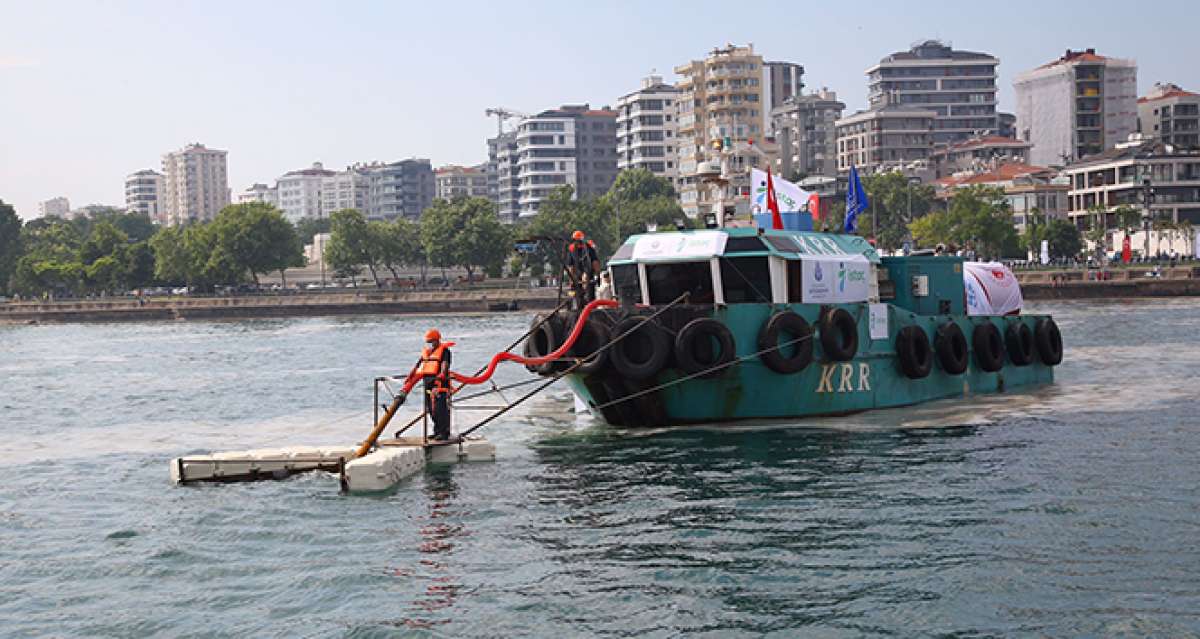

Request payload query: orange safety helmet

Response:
[424,329,441,342]
[571,230,585,240]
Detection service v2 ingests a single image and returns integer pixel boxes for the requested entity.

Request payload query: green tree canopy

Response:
[209,202,304,285]
[420,197,509,282]
[295,216,332,242]
[859,172,937,252]
[0,200,22,295]
[326,209,380,286]
[1043,218,1083,260]
[908,185,1019,259]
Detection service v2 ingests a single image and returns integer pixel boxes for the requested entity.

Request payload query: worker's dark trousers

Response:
[426,388,451,439]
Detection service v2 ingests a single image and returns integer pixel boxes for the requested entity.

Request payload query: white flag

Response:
[751,168,812,214]
[1040,239,1050,265]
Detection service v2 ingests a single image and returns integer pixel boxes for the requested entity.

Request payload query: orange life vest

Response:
[418,342,454,379]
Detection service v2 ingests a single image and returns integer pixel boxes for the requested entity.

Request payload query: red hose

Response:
[399,298,618,393]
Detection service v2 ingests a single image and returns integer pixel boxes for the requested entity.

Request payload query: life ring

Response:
[972,322,1005,372]
[934,322,969,375]
[1005,322,1035,366]
[523,313,564,376]
[896,325,933,379]
[609,315,670,381]
[757,311,814,374]
[674,318,736,378]
[570,316,612,376]
[820,307,858,362]
[1035,318,1064,366]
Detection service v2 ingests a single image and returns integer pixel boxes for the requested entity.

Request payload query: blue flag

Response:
[844,165,869,233]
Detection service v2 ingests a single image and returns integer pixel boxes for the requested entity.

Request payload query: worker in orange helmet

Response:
[415,328,454,440]
[565,230,600,309]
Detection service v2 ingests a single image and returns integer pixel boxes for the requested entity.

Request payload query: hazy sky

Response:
[3,0,1198,220]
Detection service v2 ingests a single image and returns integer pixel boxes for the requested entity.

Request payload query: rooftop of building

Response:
[837,105,937,124]
[533,104,617,118]
[935,162,1058,189]
[1139,82,1200,103]
[1036,48,1130,70]
[1064,136,1200,170]
[435,165,484,175]
[943,135,1033,152]
[282,162,335,178]
[874,40,997,65]
[127,168,162,177]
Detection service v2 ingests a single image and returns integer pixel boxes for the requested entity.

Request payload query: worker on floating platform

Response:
[418,328,454,440]
[566,230,600,308]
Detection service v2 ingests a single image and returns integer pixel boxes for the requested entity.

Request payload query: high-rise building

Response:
[770,88,845,179]
[321,166,371,214]
[124,169,164,222]
[490,133,521,222]
[435,164,490,200]
[238,183,278,205]
[1014,48,1138,166]
[835,105,936,180]
[365,159,435,221]
[161,143,230,225]
[616,75,680,182]
[514,104,617,217]
[38,196,70,218]
[275,162,335,222]
[763,61,805,111]
[1138,82,1200,150]
[674,44,773,219]
[867,40,999,146]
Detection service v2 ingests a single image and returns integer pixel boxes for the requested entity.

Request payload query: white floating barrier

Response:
[171,438,494,492]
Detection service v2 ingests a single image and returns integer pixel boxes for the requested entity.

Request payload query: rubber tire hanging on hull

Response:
[1035,317,1064,366]
[1006,322,1035,366]
[674,318,736,378]
[523,313,564,376]
[973,322,1005,373]
[757,311,814,374]
[934,322,969,375]
[609,315,671,381]
[820,307,858,362]
[896,325,933,379]
[570,315,612,376]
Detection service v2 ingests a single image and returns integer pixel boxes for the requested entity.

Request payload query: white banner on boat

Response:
[963,261,1023,316]
[869,303,889,340]
[801,256,871,303]
[631,231,727,262]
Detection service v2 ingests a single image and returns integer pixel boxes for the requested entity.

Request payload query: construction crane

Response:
[485,107,527,136]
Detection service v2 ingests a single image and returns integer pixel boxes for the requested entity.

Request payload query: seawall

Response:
[0,289,561,324]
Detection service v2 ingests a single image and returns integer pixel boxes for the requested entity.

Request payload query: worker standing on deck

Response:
[566,230,601,308]
[418,329,454,440]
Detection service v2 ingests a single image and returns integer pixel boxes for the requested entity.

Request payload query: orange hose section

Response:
[399,298,618,394]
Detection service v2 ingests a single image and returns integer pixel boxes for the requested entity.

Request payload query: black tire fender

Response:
[609,315,670,381]
[934,321,969,375]
[820,307,858,362]
[1034,317,1064,366]
[570,317,611,376]
[757,311,814,374]
[1006,322,1035,366]
[674,318,736,378]
[973,321,1005,373]
[896,325,933,379]
[523,313,564,376]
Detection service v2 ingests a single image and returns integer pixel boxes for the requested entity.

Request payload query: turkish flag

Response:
[1122,235,1131,263]
[766,168,783,230]
[807,193,821,222]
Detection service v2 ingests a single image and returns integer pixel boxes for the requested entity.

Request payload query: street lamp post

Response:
[1142,177,1154,260]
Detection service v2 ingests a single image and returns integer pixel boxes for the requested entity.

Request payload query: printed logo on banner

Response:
[814,262,823,282]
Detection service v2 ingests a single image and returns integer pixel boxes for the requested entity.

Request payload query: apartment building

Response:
[763,61,805,111]
[37,197,70,218]
[514,104,617,218]
[770,88,845,178]
[123,169,163,222]
[1014,49,1138,166]
[932,135,1032,178]
[490,132,521,222]
[275,162,335,222]
[321,166,371,214]
[867,40,999,145]
[616,75,680,182]
[1063,138,1200,254]
[835,105,936,180]
[674,44,774,219]
[1138,82,1200,150]
[435,164,490,200]
[161,143,230,225]
[935,163,1068,232]
[365,158,435,221]
[238,183,278,205]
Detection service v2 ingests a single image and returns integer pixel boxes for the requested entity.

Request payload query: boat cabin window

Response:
[610,264,642,304]
[645,261,714,304]
[787,260,803,302]
[719,257,772,304]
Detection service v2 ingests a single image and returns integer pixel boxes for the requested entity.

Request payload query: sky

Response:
[2,0,1199,220]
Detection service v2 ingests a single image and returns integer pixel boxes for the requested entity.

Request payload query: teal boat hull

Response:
[565,302,1054,426]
